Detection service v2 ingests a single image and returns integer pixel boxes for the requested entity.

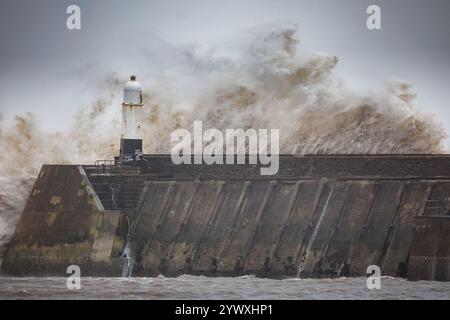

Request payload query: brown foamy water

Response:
[0,275,449,300]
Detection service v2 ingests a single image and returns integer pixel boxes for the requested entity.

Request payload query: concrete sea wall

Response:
[2,155,450,280]
[129,179,434,278]
[1,165,125,276]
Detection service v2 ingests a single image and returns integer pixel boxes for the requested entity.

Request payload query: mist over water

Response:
[0,26,447,261]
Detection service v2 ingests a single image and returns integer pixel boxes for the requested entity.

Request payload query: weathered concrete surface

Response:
[1,165,124,276]
[126,155,450,280]
[2,155,450,280]
[136,154,450,180]
[128,179,440,279]
[408,216,450,281]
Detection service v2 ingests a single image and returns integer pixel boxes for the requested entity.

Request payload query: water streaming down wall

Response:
[297,183,335,277]
[1,155,450,281]
[121,241,135,277]
[121,215,135,277]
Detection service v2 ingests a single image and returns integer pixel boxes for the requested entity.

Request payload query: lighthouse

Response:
[120,75,143,160]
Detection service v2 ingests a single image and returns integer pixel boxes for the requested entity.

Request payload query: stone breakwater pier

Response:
[2,155,450,281]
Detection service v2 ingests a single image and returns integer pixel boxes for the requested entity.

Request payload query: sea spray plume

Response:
[141,25,446,154]
[0,114,52,261]
[0,82,121,261]
[0,25,447,263]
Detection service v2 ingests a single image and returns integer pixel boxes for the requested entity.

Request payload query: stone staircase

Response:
[117,176,146,211]
[83,165,146,213]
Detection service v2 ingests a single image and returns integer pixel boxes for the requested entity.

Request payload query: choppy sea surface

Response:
[0,275,449,300]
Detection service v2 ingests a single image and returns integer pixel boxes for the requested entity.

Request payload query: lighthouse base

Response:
[120,138,142,161]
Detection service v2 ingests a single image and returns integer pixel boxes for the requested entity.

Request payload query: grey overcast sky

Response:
[1,0,450,147]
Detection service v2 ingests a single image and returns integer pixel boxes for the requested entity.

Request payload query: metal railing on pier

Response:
[94,160,119,175]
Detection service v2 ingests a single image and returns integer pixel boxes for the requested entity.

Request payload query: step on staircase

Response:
[83,164,146,212]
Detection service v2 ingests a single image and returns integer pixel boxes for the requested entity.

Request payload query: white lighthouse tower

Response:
[120,75,143,160]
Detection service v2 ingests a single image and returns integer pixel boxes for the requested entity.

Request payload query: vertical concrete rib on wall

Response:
[241,180,277,274]
[134,181,176,275]
[376,183,406,273]
[382,182,431,276]
[292,181,326,269]
[216,181,275,275]
[189,181,225,273]
[267,181,302,272]
[297,182,336,277]
[315,182,352,276]
[215,181,251,274]
[245,181,302,276]
[344,182,378,276]
[191,181,250,274]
